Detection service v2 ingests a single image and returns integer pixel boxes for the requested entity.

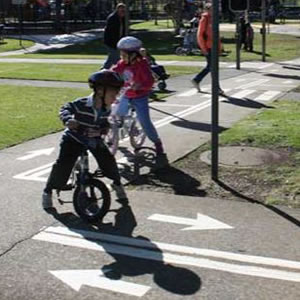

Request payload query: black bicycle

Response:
[56,145,111,224]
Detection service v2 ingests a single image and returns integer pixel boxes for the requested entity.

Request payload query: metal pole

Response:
[125,0,130,35]
[262,0,266,62]
[235,13,240,70]
[211,0,219,180]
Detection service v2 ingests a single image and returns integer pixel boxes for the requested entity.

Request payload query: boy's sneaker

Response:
[191,79,201,92]
[154,141,165,155]
[111,184,128,200]
[42,192,53,209]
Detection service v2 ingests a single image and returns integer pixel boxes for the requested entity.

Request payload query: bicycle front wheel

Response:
[130,119,146,149]
[73,179,111,224]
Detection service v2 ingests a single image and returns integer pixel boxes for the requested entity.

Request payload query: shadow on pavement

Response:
[117,147,169,182]
[132,164,207,197]
[100,203,202,295]
[45,203,202,296]
[264,73,300,81]
[214,179,300,228]
[222,97,274,109]
[171,120,228,133]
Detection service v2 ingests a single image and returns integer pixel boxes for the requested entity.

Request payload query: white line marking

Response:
[13,162,53,182]
[229,89,255,99]
[254,90,281,101]
[50,269,150,296]
[148,213,233,231]
[235,78,248,83]
[45,226,300,270]
[33,229,300,282]
[17,147,55,161]
[177,89,198,97]
[151,103,192,107]
[239,79,270,89]
[283,80,293,84]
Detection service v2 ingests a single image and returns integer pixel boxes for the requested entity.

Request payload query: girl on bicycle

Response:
[111,36,165,155]
[42,70,127,209]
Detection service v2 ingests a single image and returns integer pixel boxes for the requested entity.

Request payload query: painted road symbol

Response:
[50,269,150,297]
[33,226,300,285]
[148,213,233,231]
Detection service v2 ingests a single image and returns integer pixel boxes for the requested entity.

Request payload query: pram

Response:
[140,47,170,91]
[175,25,200,56]
[150,63,170,91]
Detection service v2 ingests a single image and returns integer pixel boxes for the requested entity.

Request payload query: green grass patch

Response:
[0,38,34,53]
[130,20,174,30]
[12,31,300,62]
[219,100,300,148]
[0,85,88,149]
[0,63,199,81]
[0,63,99,81]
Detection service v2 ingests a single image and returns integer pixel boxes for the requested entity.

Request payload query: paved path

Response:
[0,26,300,300]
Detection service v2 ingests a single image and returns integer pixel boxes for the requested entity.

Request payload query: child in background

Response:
[112,36,165,156]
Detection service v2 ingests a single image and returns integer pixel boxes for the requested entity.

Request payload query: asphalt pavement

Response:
[0,26,300,299]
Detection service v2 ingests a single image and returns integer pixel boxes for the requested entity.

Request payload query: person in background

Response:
[102,3,126,69]
[191,2,224,95]
[112,36,166,156]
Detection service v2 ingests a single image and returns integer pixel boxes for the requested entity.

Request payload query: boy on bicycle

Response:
[111,36,165,155]
[42,70,127,209]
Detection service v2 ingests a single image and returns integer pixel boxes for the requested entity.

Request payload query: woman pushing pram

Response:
[140,48,170,91]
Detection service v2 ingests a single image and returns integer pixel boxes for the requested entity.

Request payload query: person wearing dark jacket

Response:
[102,3,126,69]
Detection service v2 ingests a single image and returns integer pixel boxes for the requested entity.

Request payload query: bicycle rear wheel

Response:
[73,178,111,224]
[130,118,146,149]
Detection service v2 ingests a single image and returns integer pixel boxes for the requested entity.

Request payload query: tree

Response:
[164,0,185,34]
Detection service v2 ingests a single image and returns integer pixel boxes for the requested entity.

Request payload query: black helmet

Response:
[88,70,124,90]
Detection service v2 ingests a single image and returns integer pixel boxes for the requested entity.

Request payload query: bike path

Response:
[0,189,299,300]
[0,61,300,300]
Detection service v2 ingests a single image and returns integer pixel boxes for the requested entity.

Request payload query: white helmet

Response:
[117,36,142,52]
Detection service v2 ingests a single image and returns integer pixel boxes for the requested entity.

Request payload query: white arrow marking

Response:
[148,213,233,231]
[13,162,53,182]
[50,269,150,296]
[33,228,300,282]
[17,147,55,161]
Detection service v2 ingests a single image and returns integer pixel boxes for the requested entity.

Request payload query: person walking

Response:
[102,3,126,69]
[191,2,224,95]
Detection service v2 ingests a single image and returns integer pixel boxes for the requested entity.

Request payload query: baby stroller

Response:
[150,63,170,91]
[140,48,170,91]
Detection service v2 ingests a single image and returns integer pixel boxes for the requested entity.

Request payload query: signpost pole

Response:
[211,0,219,180]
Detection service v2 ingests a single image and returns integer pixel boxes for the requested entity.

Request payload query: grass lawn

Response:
[0,85,88,149]
[0,63,199,81]
[9,31,300,62]
[0,38,34,52]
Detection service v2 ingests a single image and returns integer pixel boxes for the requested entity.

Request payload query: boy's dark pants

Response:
[45,138,121,192]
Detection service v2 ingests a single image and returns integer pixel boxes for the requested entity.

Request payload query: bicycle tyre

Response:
[73,178,111,224]
[104,123,119,155]
[129,119,146,149]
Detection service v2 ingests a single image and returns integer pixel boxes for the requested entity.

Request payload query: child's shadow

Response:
[101,203,202,295]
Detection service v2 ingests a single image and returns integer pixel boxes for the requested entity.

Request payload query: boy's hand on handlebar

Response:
[66,119,79,130]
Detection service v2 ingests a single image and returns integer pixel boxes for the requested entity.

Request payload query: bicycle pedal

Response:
[59,184,74,191]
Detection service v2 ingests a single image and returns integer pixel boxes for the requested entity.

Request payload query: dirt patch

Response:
[200,146,286,167]
[129,146,300,208]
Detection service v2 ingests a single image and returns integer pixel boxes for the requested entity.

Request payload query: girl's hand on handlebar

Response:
[66,119,79,130]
